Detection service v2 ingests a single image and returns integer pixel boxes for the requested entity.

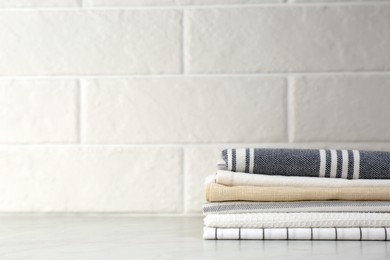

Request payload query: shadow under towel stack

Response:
[203,148,390,240]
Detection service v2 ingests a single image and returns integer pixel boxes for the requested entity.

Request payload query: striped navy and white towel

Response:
[221,148,390,179]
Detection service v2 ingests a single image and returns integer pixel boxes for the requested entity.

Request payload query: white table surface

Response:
[0,215,389,259]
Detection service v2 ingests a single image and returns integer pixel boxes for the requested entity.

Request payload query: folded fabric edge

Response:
[205,183,390,202]
[204,212,390,228]
[216,170,390,188]
[204,174,216,186]
[203,227,390,241]
[217,159,227,170]
[202,201,390,214]
[221,148,390,180]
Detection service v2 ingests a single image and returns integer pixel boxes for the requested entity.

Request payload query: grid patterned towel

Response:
[206,183,390,202]
[203,227,390,240]
[203,201,390,215]
[204,212,390,228]
[221,148,390,179]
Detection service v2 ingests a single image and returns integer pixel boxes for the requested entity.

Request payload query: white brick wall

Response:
[0,80,78,143]
[0,10,182,75]
[0,0,81,7]
[0,147,182,212]
[83,77,287,143]
[186,5,390,73]
[0,0,389,213]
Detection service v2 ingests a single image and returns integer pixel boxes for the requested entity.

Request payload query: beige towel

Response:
[206,183,390,202]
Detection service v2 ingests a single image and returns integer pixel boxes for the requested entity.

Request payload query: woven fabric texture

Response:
[204,212,390,228]
[203,201,390,214]
[214,171,390,188]
[221,148,390,179]
[203,227,390,240]
[206,183,390,202]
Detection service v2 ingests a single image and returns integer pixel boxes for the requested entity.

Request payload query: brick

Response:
[0,0,80,7]
[0,80,78,144]
[83,77,287,143]
[0,147,182,212]
[293,75,390,141]
[84,0,282,6]
[0,10,181,75]
[186,5,390,73]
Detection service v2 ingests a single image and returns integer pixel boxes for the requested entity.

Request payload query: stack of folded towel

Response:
[203,148,390,240]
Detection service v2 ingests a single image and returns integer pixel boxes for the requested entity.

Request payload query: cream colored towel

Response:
[206,183,390,202]
[214,170,390,188]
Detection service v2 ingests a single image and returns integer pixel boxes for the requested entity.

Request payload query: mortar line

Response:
[2,142,390,148]
[1,71,390,79]
[0,212,203,216]
[181,9,186,74]
[181,147,186,214]
[287,76,294,143]
[0,1,389,11]
[79,79,84,144]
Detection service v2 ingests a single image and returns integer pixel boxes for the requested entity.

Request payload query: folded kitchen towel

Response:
[203,227,390,240]
[214,171,390,188]
[204,212,390,228]
[206,183,390,202]
[221,148,390,179]
[203,201,390,215]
